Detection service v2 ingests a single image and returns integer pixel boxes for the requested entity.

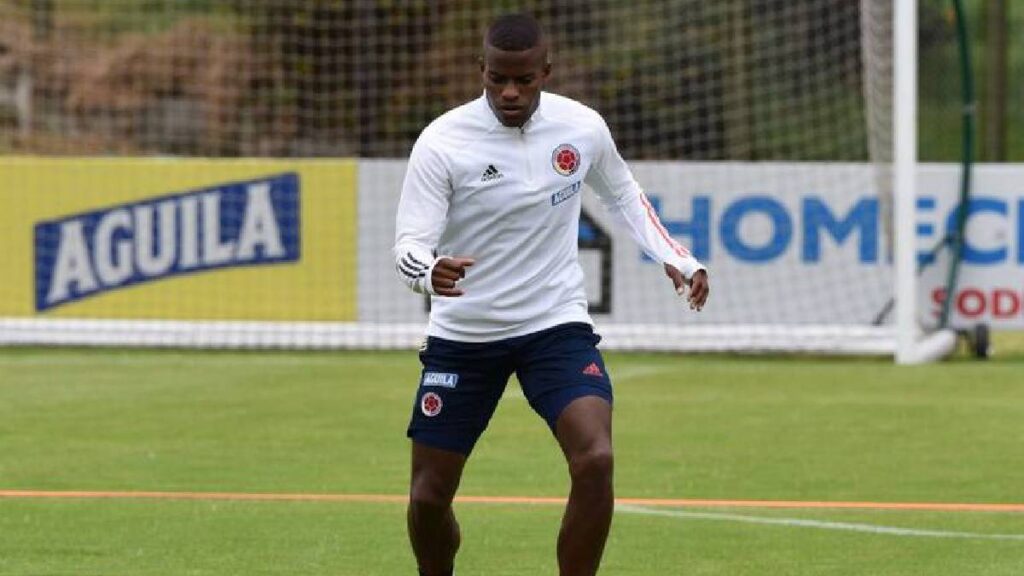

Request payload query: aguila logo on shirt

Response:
[421,392,443,417]
[551,143,580,176]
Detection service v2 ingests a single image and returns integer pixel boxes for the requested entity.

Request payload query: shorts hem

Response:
[407,429,478,456]
[537,386,613,432]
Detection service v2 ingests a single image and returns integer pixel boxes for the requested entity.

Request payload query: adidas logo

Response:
[582,362,603,377]
[481,164,503,182]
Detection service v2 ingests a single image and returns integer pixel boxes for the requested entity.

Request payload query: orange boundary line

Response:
[1,490,1022,512]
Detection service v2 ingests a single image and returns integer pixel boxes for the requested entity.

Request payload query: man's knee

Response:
[410,469,458,513]
[409,442,465,514]
[568,445,614,487]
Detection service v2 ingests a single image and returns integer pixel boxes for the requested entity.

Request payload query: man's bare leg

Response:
[554,396,614,576]
[408,442,467,576]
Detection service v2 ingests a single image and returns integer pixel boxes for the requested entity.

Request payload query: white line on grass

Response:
[616,504,1024,541]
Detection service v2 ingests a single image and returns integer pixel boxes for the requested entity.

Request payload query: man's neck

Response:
[485,95,541,128]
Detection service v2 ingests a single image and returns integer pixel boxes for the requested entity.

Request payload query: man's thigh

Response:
[407,336,515,455]
[515,323,613,432]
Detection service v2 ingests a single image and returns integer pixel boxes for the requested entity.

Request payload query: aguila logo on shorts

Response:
[421,392,443,417]
[551,143,580,176]
[422,371,458,388]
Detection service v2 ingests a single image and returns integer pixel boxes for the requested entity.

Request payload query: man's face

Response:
[481,44,551,127]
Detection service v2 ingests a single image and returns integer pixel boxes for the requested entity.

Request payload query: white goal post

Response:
[894,0,958,363]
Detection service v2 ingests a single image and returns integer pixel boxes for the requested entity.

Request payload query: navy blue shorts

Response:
[407,322,613,455]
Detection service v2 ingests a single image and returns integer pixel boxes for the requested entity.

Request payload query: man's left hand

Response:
[664,264,709,311]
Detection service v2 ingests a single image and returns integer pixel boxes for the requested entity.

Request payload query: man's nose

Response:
[501,82,519,101]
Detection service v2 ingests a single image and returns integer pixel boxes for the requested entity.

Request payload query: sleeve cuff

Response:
[421,256,447,296]
[672,257,707,280]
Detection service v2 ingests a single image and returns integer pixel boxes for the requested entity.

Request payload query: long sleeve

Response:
[584,119,706,279]
[393,134,452,295]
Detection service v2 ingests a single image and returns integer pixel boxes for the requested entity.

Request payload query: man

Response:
[393,13,708,576]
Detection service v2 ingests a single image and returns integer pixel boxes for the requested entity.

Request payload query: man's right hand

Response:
[432,257,475,297]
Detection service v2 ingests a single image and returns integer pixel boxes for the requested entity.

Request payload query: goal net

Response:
[0,0,950,358]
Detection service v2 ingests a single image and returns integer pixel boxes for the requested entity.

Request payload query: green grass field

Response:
[1,347,1022,575]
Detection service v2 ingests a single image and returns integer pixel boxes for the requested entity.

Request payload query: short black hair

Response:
[485,13,543,51]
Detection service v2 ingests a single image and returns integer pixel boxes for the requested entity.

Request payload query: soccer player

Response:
[393,13,709,576]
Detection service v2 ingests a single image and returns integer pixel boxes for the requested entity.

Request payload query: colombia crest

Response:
[421,392,443,417]
[551,143,580,176]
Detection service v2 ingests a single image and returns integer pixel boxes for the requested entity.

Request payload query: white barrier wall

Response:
[918,165,1024,329]
[359,161,1024,331]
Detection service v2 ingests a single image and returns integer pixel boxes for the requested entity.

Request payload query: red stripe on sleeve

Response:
[639,192,691,258]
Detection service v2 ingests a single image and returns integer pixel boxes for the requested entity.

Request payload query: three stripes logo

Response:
[480,164,503,182]
[398,252,430,283]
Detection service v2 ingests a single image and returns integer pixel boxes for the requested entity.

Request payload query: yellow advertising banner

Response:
[0,158,356,321]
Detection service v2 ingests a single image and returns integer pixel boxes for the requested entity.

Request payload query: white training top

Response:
[394,91,705,342]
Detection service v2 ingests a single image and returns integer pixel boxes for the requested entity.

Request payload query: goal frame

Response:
[0,0,958,362]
